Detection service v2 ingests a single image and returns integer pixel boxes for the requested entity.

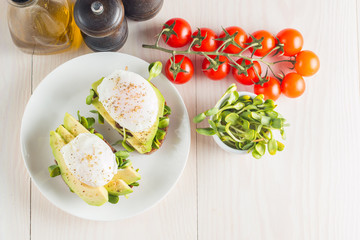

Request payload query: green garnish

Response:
[193,84,287,159]
[158,117,169,129]
[48,165,61,177]
[89,110,104,124]
[115,150,130,159]
[164,105,171,116]
[129,182,139,187]
[147,61,162,82]
[118,159,131,169]
[114,150,134,169]
[156,129,166,140]
[108,194,119,204]
[151,104,171,147]
[77,110,95,129]
[86,89,95,105]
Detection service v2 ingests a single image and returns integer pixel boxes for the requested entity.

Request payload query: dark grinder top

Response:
[74,0,125,37]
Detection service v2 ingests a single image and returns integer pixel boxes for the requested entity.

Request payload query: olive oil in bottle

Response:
[7,0,81,54]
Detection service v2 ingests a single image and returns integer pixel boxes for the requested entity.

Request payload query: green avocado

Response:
[91,78,165,154]
[104,179,133,196]
[50,113,142,206]
[63,112,89,136]
[49,128,109,206]
[112,166,141,185]
[104,166,140,195]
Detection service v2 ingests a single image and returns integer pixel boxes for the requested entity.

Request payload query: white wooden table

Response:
[1,0,360,239]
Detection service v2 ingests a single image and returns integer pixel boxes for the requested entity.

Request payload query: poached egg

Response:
[60,133,117,187]
[97,70,159,133]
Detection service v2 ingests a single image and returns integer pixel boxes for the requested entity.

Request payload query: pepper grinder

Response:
[122,0,163,21]
[74,0,128,52]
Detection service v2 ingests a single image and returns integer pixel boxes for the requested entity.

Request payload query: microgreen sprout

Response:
[193,84,287,158]
[148,61,163,82]
[89,110,104,124]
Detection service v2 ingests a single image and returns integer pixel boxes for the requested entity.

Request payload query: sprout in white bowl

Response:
[193,84,287,158]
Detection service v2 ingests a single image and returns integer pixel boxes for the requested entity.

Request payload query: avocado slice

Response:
[112,166,141,185]
[55,125,74,143]
[91,78,165,154]
[63,112,89,136]
[50,130,109,206]
[50,113,141,205]
[104,166,140,195]
[104,179,133,196]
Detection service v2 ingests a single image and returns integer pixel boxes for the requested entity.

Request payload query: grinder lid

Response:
[74,0,124,37]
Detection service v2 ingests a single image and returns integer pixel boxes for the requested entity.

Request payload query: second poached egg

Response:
[97,70,159,133]
[60,133,117,187]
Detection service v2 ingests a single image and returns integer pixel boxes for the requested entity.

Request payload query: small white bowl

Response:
[211,91,257,154]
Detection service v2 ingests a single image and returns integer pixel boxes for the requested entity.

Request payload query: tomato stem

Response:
[240,43,257,55]
[215,38,231,53]
[186,38,197,52]
[155,28,168,47]
[272,59,296,65]
[143,44,253,60]
[260,46,280,59]
[253,65,264,84]
[228,57,245,72]
[142,39,295,82]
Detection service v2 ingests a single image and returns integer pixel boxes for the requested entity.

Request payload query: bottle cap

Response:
[9,0,35,6]
[74,0,124,37]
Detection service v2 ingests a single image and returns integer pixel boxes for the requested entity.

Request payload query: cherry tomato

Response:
[276,28,303,56]
[254,77,281,101]
[295,50,320,77]
[162,18,192,48]
[218,26,247,54]
[191,28,218,52]
[248,30,275,57]
[281,72,306,98]
[165,55,194,84]
[202,56,230,80]
[232,59,261,85]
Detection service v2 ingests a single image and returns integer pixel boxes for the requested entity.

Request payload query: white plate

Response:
[20,52,190,221]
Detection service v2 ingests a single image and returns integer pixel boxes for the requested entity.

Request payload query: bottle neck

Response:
[8,0,38,7]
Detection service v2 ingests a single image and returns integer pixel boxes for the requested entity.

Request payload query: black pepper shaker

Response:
[74,0,128,52]
[122,0,163,21]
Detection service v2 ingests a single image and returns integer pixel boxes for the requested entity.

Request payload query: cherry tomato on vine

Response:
[218,26,247,54]
[295,50,320,77]
[202,55,230,80]
[162,18,192,48]
[276,28,303,56]
[191,28,218,52]
[254,77,281,101]
[281,72,305,98]
[165,55,194,84]
[232,59,261,85]
[248,30,276,57]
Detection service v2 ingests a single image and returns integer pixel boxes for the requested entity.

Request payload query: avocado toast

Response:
[87,69,171,154]
[49,113,141,206]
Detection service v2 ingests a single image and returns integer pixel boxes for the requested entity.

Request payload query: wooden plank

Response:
[30,1,197,239]
[0,4,31,240]
[195,0,360,239]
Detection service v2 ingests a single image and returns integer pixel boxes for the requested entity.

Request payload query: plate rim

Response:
[20,52,191,221]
